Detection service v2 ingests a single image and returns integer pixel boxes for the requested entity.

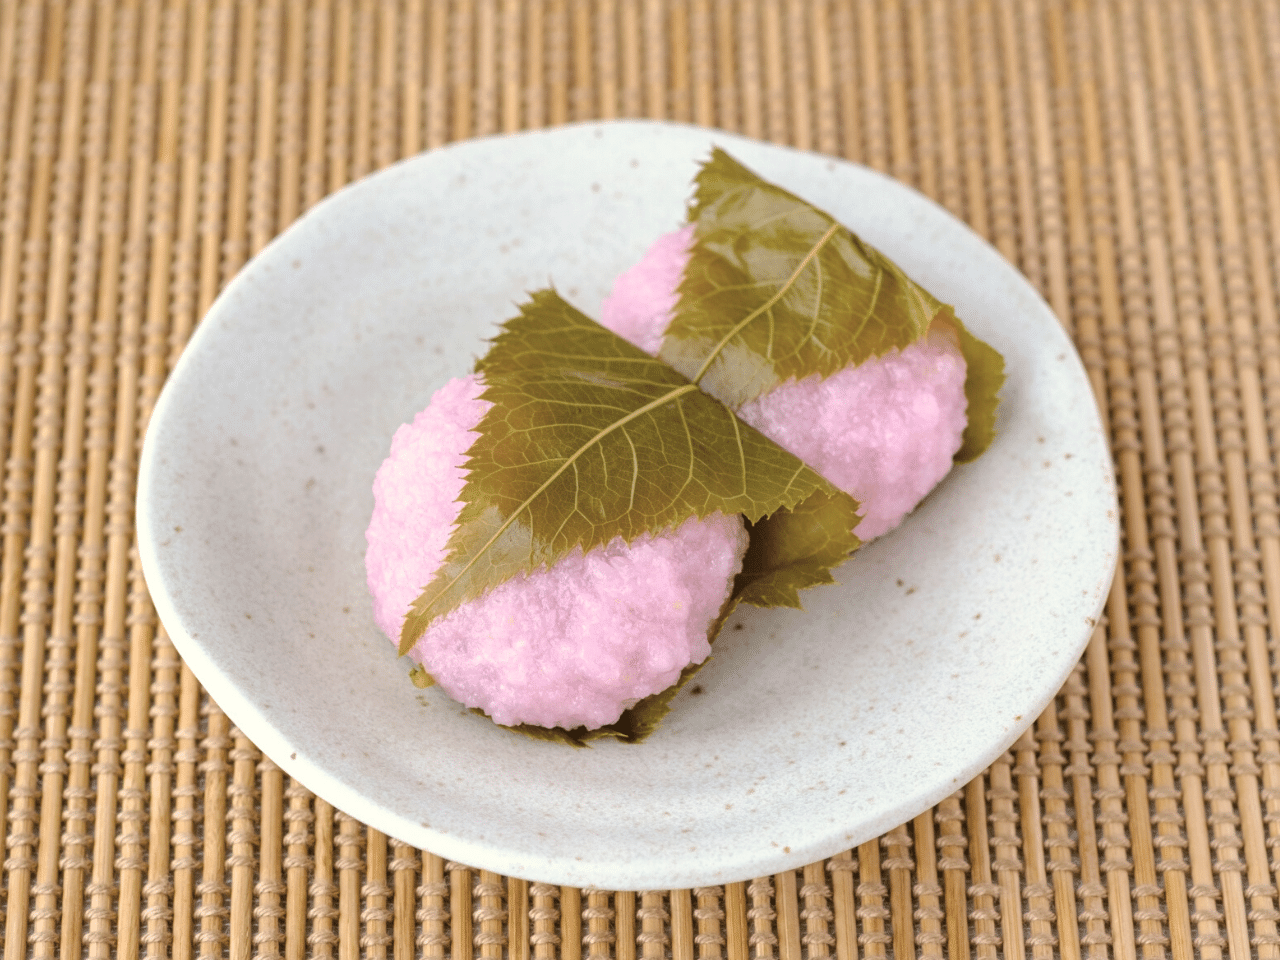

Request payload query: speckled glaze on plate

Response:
[137,121,1118,889]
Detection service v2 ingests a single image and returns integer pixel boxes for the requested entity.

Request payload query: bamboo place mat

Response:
[3,1,1280,957]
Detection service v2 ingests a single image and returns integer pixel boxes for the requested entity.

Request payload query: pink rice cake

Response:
[365,374,748,731]
[600,225,969,539]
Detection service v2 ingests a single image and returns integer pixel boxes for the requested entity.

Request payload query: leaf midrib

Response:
[689,221,843,386]
[402,380,703,650]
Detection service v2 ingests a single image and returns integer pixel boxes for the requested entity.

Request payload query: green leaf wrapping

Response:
[660,148,1004,452]
[945,310,1005,463]
[733,491,865,609]
[398,289,858,655]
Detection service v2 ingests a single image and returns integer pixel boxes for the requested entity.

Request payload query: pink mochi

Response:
[365,374,748,731]
[600,227,969,539]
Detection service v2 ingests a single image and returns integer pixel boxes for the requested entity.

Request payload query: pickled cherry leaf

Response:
[398,290,858,655]
[660,147,1003,464]
[733,491,865,609]
[946,309,1005,463]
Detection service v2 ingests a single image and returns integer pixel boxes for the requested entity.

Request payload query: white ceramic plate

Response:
[137,121,1118,889]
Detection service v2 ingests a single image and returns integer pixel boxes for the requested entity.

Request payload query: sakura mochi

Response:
[365,374,748,731]
[600,226,969,539]
[368,218,975,735]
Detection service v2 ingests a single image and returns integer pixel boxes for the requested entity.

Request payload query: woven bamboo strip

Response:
[573,0,596,123]
[767,874,793,960]
[377,0,401,164]
[420,852,447,958]
[1117,8,1196,957]
[160,10,206,955]
[995,9,1063,957]
[1012,729,1057,959]
[350,0,374,180]
[227,731,259,959]
[1163,4,1251,956]
[1101,4,1182,958]
[747,874,776,959]
[257,756,286,957]
[617,0,639,119]
[1085,7,1158,960]
[365,827,392,957]
[0,1,20,171]
[669,0,690,122]
[859,839,891,957]
[880,827,913,959]
[757,0,783,144]
[507,875,530,960]
[799,863,830,957]
[278,0,305,232]
[973,8,1038,955]
[963,777,1000,958]
[336,811,362,958]
[824,856,854,960]
[909,812,944,957]
[689,0,712,126]
[924,0,955,215]
[284,780,314,960]
[546,0,569,127]
[584,887,611,959]
[879,0,909,186]
[426,0,448,142]
[84,3,153,954]
[0,2,49,948]
[449,861,474,960]
[132,3,186,955]
[306,0,332,201]
[639,889,665,960]
[327,0,351,191]
[641,0,664,119]
[220,11,261,958]
[1200,8,1280,953]
[402,0,424,151]
[712,0,736,131]
[1239,0,1280,947]
[530,880,556,960]
[475,868,504,960]
[902,0,932,199]
[734,0,760,139]
[450,0,474,140]
[470,0,496,134]
[391,840,417,960]
[807,1,836,156]
[520,0,543,129]
[616,888,637,960]
[997,0,1038,298]
[200,707,231,956]
[118,28,164,936]
[561,885,582,960]
[310,798,337,956]
[170,666,201,959]
[1137,4,1219,956]
[24,4,90,958]
[1037,701,1084,959]
[694,885,724,959]
[855,0,884,173]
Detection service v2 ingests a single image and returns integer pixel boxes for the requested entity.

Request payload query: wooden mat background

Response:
[3,0,1280,957]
